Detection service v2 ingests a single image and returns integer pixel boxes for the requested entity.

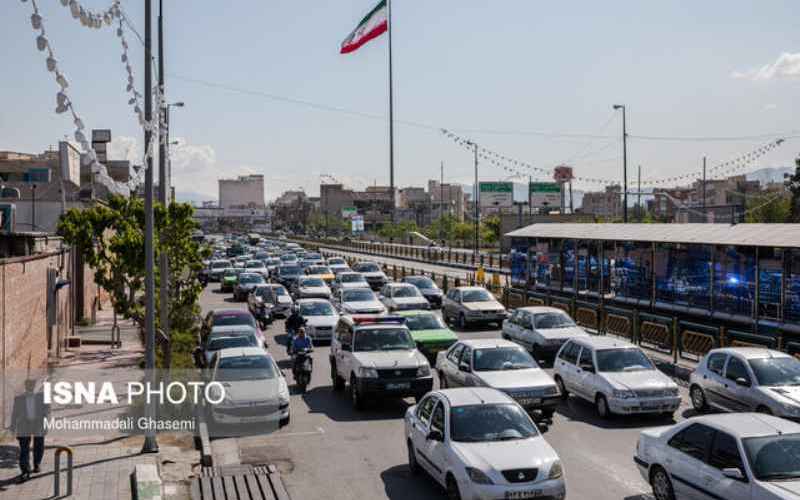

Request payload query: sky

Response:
[2,0,798,202]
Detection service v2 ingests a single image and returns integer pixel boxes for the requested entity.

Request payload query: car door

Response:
[518,312,538,351]
[720,355,756,412]
[418,400,449,486]
[665,423,716,500]
[575,346,597,400]
[701,352,729,410]
[335,324,353,379]
[441,343,464,387]
[409,394,437,473]
[557,341,581,393]
[451,346,473,387]
[701,430,752,500]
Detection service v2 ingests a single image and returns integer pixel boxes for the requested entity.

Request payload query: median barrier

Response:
[575,306,599,331]
[638,312,674,355]
[679,321,719,361]
[726,329,778,349]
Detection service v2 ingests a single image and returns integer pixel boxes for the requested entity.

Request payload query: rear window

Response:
[356,263,380,273]
[212,313,256,329]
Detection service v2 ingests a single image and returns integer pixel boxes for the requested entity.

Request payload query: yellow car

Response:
[305,265,335,285]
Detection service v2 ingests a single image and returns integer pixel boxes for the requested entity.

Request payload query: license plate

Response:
[386,382,410,390]
[641,401,661,409]
[516,398,541,406]
[505,490,543,499]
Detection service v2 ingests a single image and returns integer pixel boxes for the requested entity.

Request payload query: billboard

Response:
[341,207,357,218]
[351,215,364,233]
[529,182,561,207]
[59,141,81,187]
[479,182,513,208]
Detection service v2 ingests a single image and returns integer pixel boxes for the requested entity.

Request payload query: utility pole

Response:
[439,161,444,243]
[528,175,532,217]
[142,0,158,454]
[157,0,170,370]
[31,184,37,231]
[469,142,479,257]
[613,104,628,222]
[637,165,642,222]
[702,156,707,212]
[387,0,396,223]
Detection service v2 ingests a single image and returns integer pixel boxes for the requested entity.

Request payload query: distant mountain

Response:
[175,190,215,206]
[746,166,793,185]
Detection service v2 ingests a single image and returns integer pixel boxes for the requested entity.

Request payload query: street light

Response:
[465,140,479,257]
[612,104,628,222]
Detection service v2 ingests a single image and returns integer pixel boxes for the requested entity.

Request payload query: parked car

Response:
[553,336,680,418]
[327,257,350,275]
[689,347,800,418]
[201,309,261,344]
[332,272,371,293]
[436,339,560,420]
[380,283,431,312]
[404,388,565,500]
[401,276,444,309]
[220,268,243,293]
[395,310,458,362]
[233,272,266,302]
[296,299,339,343]
[330,315,432,409]
[334,287,386,315]
[635,413,800,500]
[442,286,507,329]
[502,306,590,363]
[206,347,290,427]
[352,261,388,291]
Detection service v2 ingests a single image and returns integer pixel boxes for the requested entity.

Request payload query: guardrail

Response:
[54,446,74,497]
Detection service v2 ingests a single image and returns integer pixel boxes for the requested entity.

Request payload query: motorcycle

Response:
[255,304,273,330]
[292,348,314,393]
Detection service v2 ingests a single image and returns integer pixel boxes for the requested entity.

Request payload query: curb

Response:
[131,463,162,500]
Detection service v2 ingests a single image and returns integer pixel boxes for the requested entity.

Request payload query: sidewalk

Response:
[0,309,199,500]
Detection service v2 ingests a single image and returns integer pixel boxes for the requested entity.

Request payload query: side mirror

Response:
[735,377,751,387]
[426,429,444,442]
[722,468,745,481]
[459,362,471,373]
[341,343,352,352]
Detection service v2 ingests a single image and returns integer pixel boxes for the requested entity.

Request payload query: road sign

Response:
[529,182,561,207]
[351,215,364,233]
[479,182,513,208]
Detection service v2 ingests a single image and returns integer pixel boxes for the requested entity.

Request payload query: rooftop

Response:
[692,413,800,438]
[436,387,514,406]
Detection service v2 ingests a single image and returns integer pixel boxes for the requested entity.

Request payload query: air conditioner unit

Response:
[0,203,16,232]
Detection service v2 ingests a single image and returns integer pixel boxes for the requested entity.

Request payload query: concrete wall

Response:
[219,175,265,210]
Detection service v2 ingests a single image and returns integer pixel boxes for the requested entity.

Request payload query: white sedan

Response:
[335,288,386,315]
[294,277,332,300]
[405,387,565,500]
[636,413,800,500]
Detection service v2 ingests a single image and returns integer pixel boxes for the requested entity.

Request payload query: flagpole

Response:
[387,0,396,224]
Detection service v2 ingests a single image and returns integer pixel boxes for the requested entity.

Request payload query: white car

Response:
[380,283,431,312]
[503,306,590,363]
[296,298,339,342]
[436,339,560,419]
[332,272,371,292]
[405,388,566,500]
[335,287,386,315]
[244,259,269,279]
[352,261,388,291]
[635,413,800,500]
[206,347,290,428]
[442,286,507,329]
[294,277,332,300]
[327,257,350,275]
[553,336,680,418]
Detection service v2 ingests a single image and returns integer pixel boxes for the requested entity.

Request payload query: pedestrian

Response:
[10,378,49,483]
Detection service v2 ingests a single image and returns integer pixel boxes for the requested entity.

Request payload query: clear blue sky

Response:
[2,0,798,201]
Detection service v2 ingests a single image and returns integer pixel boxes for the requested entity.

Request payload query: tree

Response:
[481,215,501,244]
[377,220,418,240]
[790,155,800,223]
[745,192,792,223]
[58,195,209,368]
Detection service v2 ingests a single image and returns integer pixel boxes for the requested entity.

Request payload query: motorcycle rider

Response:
[290,328,314,376]
[285,306,305,354]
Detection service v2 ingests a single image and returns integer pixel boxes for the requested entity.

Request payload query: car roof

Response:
[517,306,569,314]
[210,325,256,334]
[433,388,514,407]
[386,282,414,288]
[217,346,272,359]
[455,338,524,350]
[689,413,800,438]
[570,336,636,350]
[454,286,490,292]
[297,298,331,305]
[708,347,790,359]
[213,309,251,317]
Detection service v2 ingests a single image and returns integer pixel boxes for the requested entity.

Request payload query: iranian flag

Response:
[340,0,388,54]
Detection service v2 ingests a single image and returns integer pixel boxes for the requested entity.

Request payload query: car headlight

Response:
[667,387,679,397]
[544,385,559,396]
[417,364,431,377]
[466,467,494,485]
[612,389,637,400]
[547,461,563,480]
[359,367,379,378]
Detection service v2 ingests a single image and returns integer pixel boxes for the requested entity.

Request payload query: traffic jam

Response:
[196,234,800,500]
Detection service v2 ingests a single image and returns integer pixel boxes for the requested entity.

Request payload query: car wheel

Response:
[458,313,467,330]
[407,440,420,475]
[439,371,448,389]
[596,394,611,418]
[757,405,773,415]
[331,363,345,391]
[554,375,568,400]
[445,475,462,500]
[541,408,555,420]
[690,385,708,412]
[279,415,290,427]
[650,466,675,500]
[350,375,365,410]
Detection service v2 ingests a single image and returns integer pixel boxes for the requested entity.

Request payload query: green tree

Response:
[790,155,800,222]
[453,222,473,244]
[480,215,501,244]
[745,192,791,223]
[424,214,457,242]
[377,220,418,240]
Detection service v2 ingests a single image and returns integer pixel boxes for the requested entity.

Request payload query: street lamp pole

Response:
[466,141,479,257]
[613,104,628,223]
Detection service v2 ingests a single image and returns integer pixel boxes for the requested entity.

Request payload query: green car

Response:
[220,268,242,293]
[396,310,458,362]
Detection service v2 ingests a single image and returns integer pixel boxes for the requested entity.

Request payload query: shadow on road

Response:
[381,465,442,500]
[555,397,676,430]
[302,386,412,422]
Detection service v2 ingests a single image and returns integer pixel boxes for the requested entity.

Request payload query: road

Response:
[200,282,698,500]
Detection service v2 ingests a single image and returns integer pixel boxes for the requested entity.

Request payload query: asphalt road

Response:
[199,281,700,500]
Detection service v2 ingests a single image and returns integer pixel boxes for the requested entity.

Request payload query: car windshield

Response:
[216,356,276,381]
[356,263,380,273]
[301,278,326,288]
[462,289,493,302]
[211,261,229,269]
[534,312,576,329]
[329,258,345,265]
[404,314,446,331]
[473,347,538,371]
[450,404,538,443]
[749,357,800,386]
[393,286,420,298]
[300,302,335,316]
[280,266,301,275]
[343,290,376,302]
[254,287,272,299]
[744,434,800,481]
[406,277,434,289]
[595,348,654,372]
[341,274,366,283]
[239,274,264,284]
[212,313,256,329]
[353,328,414,352]
[207,335,257,351]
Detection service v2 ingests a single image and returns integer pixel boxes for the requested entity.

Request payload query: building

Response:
[271,190,313,231]
[580,184,622,219]
[649,175,763,222]
[428,180,465,221]
[218,175,265,210]
[320,184,396,231]
[398,187,431,226]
